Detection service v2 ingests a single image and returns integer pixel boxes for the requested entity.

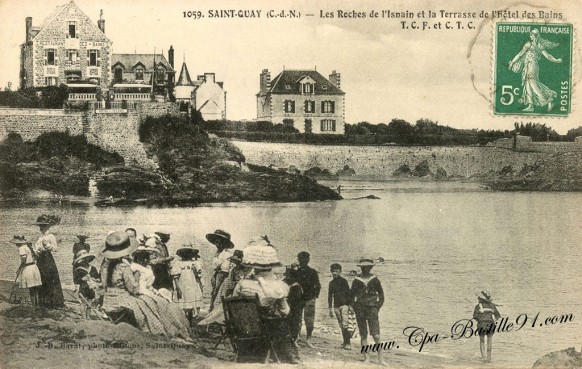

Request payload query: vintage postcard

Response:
[0,0,581,369]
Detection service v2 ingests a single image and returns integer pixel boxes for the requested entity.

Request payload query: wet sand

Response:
[0,280,505,369]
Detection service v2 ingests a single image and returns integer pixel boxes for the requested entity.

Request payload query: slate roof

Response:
[176,62,193,86]
[268,70,344,95]
[111,54,175,72]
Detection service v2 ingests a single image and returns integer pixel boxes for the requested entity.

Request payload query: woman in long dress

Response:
[101,232,191,340]
[508,28,563,112]
[33,214,65,309]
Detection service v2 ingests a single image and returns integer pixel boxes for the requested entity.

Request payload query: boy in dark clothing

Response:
[473,291,501,362]
[328,263,352,349]
[351,258,385,365]
[284,267,305,346]
[295,251,321,348]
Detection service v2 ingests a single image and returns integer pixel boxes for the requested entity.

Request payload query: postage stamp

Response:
[494,23,573,116]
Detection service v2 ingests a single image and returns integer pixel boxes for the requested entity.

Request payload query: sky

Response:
[0,0,581,133]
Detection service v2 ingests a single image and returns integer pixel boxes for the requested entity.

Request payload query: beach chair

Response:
[222,294,280,363]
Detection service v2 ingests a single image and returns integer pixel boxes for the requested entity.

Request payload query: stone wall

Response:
[0,102,180,169]
[233,141,549,178]
[494,136,581,153]
[0,108,83,141]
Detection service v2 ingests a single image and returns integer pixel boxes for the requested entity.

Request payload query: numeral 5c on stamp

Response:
[494,23,572,116]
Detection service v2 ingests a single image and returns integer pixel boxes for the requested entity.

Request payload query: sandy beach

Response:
[0,279,495,369]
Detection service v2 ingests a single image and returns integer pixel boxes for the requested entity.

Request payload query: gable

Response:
[132,62,146,71]
[33,2,110,44]
[199,99,222,113]
[112,62,126,70]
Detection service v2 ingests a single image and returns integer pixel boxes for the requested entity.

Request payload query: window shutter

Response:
[290,101,295,113]
[44,50,48,66]
[331,101,335,113]
[304,101,308,113]
[321,101,325,113]
[320,121,324,131]
[97,50,100,67]
[87,50,90,63]
[54,50,59,64]
[311,101,315,113]
[332,120,336,131]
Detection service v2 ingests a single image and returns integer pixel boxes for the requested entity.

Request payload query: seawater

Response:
[0,180,580,367]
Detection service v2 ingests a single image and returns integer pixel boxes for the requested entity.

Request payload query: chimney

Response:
[168,46,174,68]
[204,73,215,83]
[98,19,105,33]
[25,17,32,42]
[329,70,341,89]
[97,9,105,33]
[260,69,271,94]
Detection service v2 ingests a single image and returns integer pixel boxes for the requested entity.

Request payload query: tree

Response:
[566,126,582,141]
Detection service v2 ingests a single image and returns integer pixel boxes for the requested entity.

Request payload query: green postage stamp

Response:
[494,23,573,116]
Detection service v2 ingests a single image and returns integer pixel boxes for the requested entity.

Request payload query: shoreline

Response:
[0,279,507,369]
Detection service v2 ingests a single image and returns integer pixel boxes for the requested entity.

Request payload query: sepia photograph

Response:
[0,0,580,368]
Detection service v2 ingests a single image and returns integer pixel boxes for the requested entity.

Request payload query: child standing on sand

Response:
[473,291,501,362]
[328,263,352,349]
[351,258,386,365]
[171,244,203,325]
[11,236,42,307]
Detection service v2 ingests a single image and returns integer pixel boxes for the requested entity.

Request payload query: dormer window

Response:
[68,21,76,38]
[135,68,144,81]
[156,67,165,82]
[285,85,291,90]
[302,83,313,94]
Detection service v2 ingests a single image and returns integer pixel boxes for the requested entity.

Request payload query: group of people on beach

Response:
[10,213,501,365]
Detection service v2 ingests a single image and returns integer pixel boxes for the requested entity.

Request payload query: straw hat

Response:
[34,214,61,226]
[206,229,234,249]
[477,291,494,303]
[176,244,200,259]
[356,258,376,267]
[154,232,171,243]
[73,249,95,266]
[100,231,139,259]
[242,239,282,269]
[9,235,28,245]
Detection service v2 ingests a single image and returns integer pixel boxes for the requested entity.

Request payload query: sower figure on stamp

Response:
[473,291,501,363]
[295,251,321,348]
[351,258,386,365]
[508,28,562,112]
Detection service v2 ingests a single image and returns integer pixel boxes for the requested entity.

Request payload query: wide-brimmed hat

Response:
[73,249,95,265]
[206,230,234,249]
[154,232,171,243]
[477,291,494,303]
[356,258,376,267]
[9,235,28,245]
[132,245,159,260]
[242,240,282,270]
[76,234,89,241]
[100,231,139,259]
[228,249,244,264]
[176,244,200,259]
[34,214,61,226]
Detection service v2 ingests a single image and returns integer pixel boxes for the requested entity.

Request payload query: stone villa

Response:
[19,1,226,116]
[256,69,345,134]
